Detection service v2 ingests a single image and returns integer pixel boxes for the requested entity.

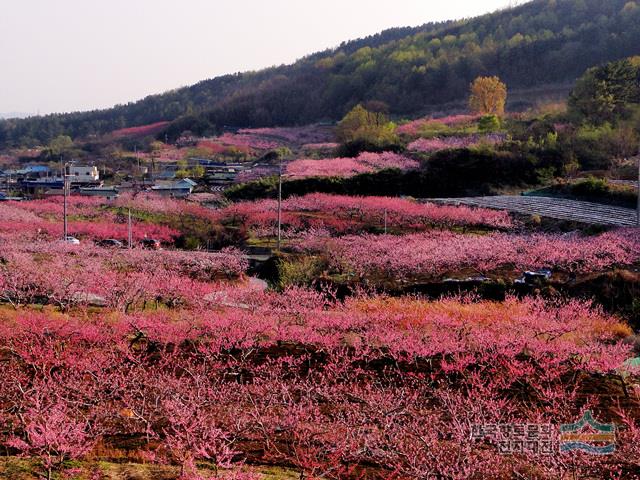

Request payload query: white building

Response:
[69,166,99,183]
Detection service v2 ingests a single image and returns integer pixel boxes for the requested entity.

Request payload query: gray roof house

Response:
[151,178,197,198]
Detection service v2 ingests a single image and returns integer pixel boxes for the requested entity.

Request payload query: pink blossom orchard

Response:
[115,191,220,222]
[238,125,334,145]
[1,183,639,479]
[212,133,282,151]
[216,193,512,237]
[0,292,638,479]
[308,228,640,280]
[407,133,506,152]
[397,114,480,136]
[0,241,247,310]
[111,121,170,138]
[286,157,370,178]
[285,152,419,178]
[301,142,339,152]
[0,197,181,243]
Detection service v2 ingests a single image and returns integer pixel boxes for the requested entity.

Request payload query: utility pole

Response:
[637,154,640,227]
[277,157,282,252]
[128,208,133,249]
[62,161,68,240]
[384,208,388,234]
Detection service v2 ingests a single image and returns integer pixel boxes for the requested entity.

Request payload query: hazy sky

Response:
[1,0,516,115]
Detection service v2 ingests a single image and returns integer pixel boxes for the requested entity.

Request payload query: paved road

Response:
[429,195,639,227]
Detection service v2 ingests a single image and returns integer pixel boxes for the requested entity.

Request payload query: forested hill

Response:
[3,0,640,147]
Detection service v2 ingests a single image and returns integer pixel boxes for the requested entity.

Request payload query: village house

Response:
[150,178,197,198]
[68,165,100,183]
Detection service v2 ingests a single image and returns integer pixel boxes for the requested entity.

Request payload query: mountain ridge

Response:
[2,0,640,147]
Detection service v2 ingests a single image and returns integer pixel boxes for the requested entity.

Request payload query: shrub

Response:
[572,176,610,196]
[564,177,638,207]
[277,255,326,289]
[478,114,502,132]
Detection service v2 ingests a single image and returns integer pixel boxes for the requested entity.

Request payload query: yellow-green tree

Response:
[48,135,74,157]
[336,104,397,146]
[190,165,205,178]
[469,76,508,116]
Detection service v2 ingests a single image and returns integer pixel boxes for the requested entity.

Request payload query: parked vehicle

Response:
[140,238,161,250]
[97,238,124,248]
[62,236,80,245]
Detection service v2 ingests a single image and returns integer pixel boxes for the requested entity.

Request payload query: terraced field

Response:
[430,195,640,227]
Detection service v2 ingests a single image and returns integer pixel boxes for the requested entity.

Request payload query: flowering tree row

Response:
[0,242,247,311]
[0,292,637,479]
[286,194,512,228]
[212,133,282,151]
[114,192,220,222]
[216,193,512,238]
[397,114,480,136]
[0,200,180,243]
[300,142,339,153]
[306,229,640,280]
[58,220,177,243]
[3,192,234,243]
[407,133,506,152]
[8,196,105,216]
[111,121,171,139]
[285,152,418,179]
